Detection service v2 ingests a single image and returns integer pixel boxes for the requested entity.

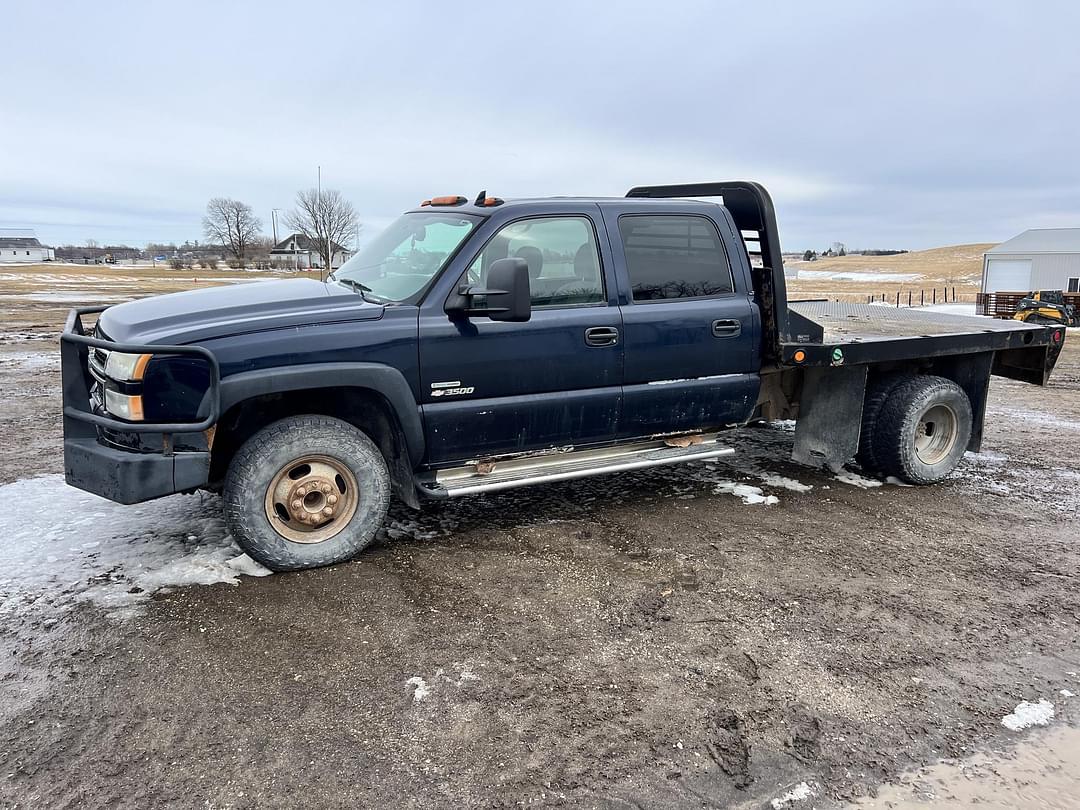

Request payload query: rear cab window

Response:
[618,214,735,301]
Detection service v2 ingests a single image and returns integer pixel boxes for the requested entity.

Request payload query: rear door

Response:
[418,207,623,465]
[601,205,761,438]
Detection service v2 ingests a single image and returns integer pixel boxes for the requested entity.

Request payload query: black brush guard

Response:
[60,306,221,503]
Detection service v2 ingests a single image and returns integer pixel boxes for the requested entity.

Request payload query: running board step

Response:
[422,432,733,497]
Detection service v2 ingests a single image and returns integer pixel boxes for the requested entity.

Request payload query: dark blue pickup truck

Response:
[61,182,1065,570]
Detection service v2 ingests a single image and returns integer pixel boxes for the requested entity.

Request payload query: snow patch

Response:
[796,269,922,282]
[989,407,1080,432]
[920,303,978,317]
[406,676,432,703]
[1001,699,1055,731]
[9,292,134,303]
[759,473,812,493]
[713,481,779,505]
[0,351,60,371]
[835,471,883,488]
[771,781,818,808]
[0,475,271,619]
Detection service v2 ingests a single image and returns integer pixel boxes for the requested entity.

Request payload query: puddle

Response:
[856,725,1080,809]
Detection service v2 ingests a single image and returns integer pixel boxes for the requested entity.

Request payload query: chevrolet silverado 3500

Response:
[61,182,1065,571]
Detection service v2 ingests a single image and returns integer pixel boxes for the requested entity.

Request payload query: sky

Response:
[3,0,1079,251]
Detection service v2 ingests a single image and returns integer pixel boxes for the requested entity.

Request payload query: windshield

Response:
[332,212,480,302]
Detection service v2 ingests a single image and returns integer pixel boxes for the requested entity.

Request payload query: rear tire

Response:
[224,415,391,571]
[856,374,905,475]
[873,375,972,485]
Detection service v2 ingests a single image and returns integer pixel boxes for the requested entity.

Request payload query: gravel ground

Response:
[0,302,1077,808]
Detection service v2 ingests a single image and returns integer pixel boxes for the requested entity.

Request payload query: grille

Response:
[89,323,111,379]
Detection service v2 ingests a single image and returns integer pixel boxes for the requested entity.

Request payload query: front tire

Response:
[224,415,390,571]
[873,375,972,485]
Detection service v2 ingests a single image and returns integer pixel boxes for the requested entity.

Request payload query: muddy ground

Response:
[0,268,1078,809]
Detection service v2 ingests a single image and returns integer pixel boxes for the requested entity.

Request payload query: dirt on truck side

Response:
[1,271,1079,808]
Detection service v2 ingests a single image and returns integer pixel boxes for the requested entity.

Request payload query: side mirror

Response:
[448,257,531,322]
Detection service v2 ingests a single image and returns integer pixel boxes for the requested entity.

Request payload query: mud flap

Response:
[791,365,867,473]
[933,351,993,453]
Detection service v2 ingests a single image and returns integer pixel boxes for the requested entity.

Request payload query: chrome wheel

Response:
[913,403,958,466]
[263,455,359,544]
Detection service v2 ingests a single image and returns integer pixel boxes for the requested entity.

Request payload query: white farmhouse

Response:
[269,233,352,270]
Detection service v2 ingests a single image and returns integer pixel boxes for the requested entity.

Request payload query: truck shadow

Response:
[379,423,807,546]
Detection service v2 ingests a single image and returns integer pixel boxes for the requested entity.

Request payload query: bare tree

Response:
[284,188,359,276]
[202,197,263,259]
[85,238,99,249]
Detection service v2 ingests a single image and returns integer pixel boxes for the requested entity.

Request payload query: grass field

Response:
[0,262,283,338]
[785,243,991,303]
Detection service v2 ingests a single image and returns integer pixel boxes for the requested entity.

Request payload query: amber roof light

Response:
[424,195,467,206]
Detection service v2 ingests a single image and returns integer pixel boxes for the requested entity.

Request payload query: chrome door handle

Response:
[712,319,742,337]
[584,326,619,347]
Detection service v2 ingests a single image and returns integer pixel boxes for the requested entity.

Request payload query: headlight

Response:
[104,388,144,421]
[104,351,152,381]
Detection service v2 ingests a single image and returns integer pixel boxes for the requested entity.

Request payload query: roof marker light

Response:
[428,195,467,206]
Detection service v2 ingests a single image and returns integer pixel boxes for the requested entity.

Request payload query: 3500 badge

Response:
[430,382,475,398]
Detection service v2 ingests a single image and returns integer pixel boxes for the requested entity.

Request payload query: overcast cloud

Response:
[3,0,1078,250]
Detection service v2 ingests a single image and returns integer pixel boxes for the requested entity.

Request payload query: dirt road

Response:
[0,268,1078,808]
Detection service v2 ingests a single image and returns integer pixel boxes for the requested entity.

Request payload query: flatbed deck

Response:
[789,302,1041,342]
[782,301,1058,370]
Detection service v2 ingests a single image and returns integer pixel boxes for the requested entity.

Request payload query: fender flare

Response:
[217,362,425,466]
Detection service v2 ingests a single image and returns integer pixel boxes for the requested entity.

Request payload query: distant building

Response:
[270,233,352,269]
[0,229,54,263]
[55,244,143,263]
[982,228,1080,293]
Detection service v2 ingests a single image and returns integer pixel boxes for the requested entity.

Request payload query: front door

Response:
[418,209,623,465]
[602,208,761,437]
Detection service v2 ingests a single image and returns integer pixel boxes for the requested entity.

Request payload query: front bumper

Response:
[64,436,210,504]
[61,306,220,504]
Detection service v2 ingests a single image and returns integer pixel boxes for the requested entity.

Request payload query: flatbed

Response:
[789,301,1041,342]
[781,301,1058,376]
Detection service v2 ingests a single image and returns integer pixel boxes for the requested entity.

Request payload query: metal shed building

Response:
[981,228,1080,293]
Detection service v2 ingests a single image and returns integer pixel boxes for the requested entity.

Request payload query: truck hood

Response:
[97,279,384,345]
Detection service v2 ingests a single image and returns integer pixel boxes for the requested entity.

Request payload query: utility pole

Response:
[271,209,281,244]
[318,165,327,280]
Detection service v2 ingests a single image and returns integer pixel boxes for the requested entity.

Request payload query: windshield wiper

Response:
[332,276,380,304]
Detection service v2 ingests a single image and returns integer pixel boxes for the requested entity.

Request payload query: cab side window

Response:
[619,214,735,301]
[467,216,604,307]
